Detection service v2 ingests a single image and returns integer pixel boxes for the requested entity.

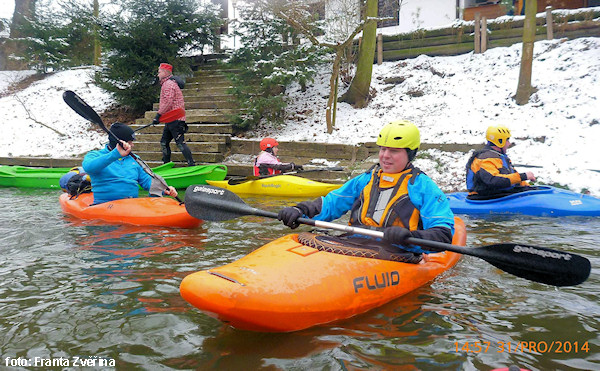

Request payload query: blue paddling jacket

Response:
[82,146,152,204]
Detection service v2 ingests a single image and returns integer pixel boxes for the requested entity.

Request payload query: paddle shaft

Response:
[134,108,186,132]
[245,208,486,257]
[228,166,344,185]
[184,185,590,287]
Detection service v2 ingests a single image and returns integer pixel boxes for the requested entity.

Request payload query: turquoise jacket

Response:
[82,146,152,204]
[315,171,454,232]
[314,170,454,253]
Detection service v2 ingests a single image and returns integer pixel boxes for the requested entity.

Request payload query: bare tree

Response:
[339,0,378,108]
[276,1,380,133]
[514,0,537,105]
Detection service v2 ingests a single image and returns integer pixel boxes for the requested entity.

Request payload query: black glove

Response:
[152,113,161,125]
[278,207,303,229]
[296,164,304,171]
[384,227,413,245]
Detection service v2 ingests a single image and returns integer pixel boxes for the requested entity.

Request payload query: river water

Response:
[0,188,598,370]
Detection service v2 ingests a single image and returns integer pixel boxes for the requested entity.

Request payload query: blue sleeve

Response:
[313,173,371,221]
[407,174,455,234]
[82,148,121,175]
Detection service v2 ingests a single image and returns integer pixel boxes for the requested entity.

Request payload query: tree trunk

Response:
[93,0,101,66]
[514,0,537,105]
[326,50,343,134]
[3,0,37,70]
[339,0,378,108]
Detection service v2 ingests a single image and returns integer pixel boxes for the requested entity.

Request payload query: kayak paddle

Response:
[134,107,186,132]
[62,90,183,203]
[184,185,591,287]
[227,166,344,185]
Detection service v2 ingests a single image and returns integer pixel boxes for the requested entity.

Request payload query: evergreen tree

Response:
[228,0,325,131]
[96,0,221,112]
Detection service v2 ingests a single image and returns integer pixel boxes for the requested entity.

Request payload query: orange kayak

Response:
[59,193,201,228]
[180,217,467,332]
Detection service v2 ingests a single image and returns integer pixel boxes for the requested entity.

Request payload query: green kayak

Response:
[0,162,227,189]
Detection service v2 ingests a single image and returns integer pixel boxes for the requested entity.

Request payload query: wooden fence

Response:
[372,7,600,62]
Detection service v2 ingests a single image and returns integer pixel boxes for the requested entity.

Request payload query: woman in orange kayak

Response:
[278,120,454,253]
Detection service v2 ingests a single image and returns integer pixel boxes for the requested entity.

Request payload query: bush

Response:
[227,2,326,131]
[95,0,221,112]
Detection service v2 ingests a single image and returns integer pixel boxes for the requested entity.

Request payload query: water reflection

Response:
[0,188,598,370]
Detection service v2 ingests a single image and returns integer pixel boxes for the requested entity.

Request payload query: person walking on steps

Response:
[254,137,302,176]
[277,120,454,256]
[465,125,536,199]
[153,62,195,166]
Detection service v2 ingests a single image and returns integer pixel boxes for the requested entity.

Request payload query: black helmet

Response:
[108,122,135,150]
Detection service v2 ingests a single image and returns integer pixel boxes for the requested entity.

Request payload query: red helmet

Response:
[260,137,279,151]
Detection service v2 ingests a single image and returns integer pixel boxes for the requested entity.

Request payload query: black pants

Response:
[160,120,195,166]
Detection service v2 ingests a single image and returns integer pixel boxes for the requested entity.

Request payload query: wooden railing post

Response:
[546,6,554,40]
[377,33,383,65]
[474,13,481,54]
[481,17,488,53]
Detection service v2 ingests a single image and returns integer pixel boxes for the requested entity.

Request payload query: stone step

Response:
[185,77,231,85]
[134,141,227,153]
[154,100,238,110]
[182,88,234,97]
[135,151,225,163]
[185,92,235,101]
[131,123,233,134]
[230,139,371,161]
[134,133,231,143]
[142,108,239,120]
[136,114,235,125]
[193,67,240,74]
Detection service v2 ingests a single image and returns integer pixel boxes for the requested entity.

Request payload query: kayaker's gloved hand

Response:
[152,113,161,125]
[278,198,323,229]
[278,207,303,229]
[384,227,412,245]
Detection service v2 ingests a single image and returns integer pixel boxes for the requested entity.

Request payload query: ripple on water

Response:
[0,188,598,369]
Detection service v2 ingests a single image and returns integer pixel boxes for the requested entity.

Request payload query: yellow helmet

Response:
[376,120,420,150]
[486,125,511,148]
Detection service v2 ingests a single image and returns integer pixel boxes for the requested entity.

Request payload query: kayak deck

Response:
[0,163,227,189]
[59,193,201,228]
[180,217,466,332]
[447,186,600,217]
[207,175,342,197]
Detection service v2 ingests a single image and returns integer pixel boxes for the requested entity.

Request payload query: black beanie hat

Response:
[108,122,135,150]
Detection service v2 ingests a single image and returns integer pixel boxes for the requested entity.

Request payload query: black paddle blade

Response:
[185,185,276,221]
[62,90,106,130]
[473,243,591,287]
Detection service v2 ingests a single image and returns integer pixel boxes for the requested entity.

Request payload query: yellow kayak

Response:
[206,175,342,197]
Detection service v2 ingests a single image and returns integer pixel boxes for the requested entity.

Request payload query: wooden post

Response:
[546,6,554,40]
[377,33,383,65]
[474,13,481,54]
[481,17,487,53]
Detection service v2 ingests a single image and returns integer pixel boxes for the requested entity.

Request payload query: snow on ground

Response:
[0,67,111,158]
[0,37,599,195]
[250,37,600,195]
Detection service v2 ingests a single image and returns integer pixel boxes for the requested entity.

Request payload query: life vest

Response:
[66,172,92,197]
[349,165,423,231]
[253,152,282,176]
[466,146,520,194]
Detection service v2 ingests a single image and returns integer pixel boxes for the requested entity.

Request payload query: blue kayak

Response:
[447,186,600,217]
